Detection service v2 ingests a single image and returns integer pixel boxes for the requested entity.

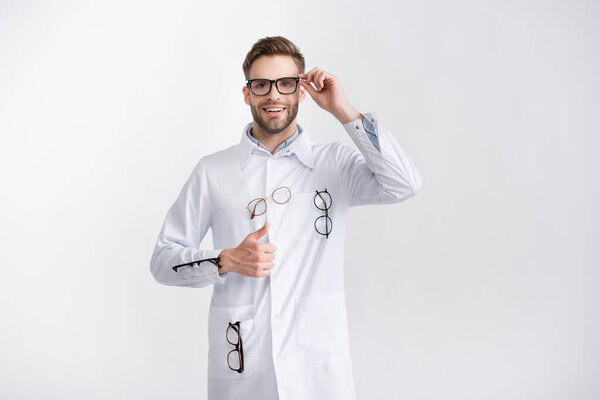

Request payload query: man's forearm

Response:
[333,102,363,124]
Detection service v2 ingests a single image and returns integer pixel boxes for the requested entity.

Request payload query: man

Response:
[150,36,422,400]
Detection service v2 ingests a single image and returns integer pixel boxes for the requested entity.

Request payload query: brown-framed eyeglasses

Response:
[247,186,291,219]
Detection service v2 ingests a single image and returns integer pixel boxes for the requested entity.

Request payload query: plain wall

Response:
[1,0,598,399]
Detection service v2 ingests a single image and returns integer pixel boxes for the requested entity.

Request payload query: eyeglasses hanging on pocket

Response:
[226,321,244,373]
[313,189,332,238]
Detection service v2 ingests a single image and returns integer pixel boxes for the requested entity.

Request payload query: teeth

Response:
[265,108,283,112]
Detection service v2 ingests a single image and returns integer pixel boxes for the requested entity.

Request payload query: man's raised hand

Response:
[298,67,362,124]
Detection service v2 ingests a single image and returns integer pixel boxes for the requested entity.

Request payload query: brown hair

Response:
[242,36,305,80]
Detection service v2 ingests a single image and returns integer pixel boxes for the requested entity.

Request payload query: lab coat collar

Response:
[238,122,315,170]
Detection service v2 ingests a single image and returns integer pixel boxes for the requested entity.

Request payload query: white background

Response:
[1,0,598,399]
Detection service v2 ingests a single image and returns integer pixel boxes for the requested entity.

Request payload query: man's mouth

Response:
[262,106,286,116]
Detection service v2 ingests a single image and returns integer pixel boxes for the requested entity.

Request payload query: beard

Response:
[250,100,299,135]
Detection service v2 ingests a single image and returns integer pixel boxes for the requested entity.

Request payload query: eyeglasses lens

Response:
[315,215,332,235]
[250,80,269,95]
[228,350,241,370]
[248,199,267,216]
[276,78,298,94]
[272,187,291,204]
[314,192,332,210]
[226,325,239,345]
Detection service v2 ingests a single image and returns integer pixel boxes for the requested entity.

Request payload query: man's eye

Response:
[255,83,266,88]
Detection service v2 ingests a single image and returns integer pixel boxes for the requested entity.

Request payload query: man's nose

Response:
[266,81,282,102]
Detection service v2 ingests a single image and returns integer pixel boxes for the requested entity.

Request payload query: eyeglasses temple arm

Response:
[172,257,220,272]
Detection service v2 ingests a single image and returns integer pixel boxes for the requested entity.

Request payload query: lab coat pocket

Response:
[289,192,321,243]
[296,293,350,366]
[207,303,258,379]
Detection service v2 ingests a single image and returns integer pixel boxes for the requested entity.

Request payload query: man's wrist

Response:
[217,248,235,274]
[333,102,363,124]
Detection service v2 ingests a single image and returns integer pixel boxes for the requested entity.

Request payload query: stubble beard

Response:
[250,101,299,135]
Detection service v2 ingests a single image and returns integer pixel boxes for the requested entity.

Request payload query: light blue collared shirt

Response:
[246,117,381,154]
[246,126,300,154]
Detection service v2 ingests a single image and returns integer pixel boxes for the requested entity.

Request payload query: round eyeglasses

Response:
[247,186,292,219]
[314,189,332,238]
[246,77,300,96]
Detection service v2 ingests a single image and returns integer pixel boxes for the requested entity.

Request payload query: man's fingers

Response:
[261,253,275,262]
[250,263,273,278]
[306,67,320,80]
[299,80,317,97]
[260,261,275,270]
[315,70,326,90]
[299,67,333,94]
[299,68,320,86]
[261,243,276,253]
[257,269,271,278]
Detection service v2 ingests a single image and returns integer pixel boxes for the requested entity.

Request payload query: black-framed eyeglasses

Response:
[226,321,244,373]
[172,257,220,272]
[246,77,300,96]
[247,186,292,219]
[314,189,332,238]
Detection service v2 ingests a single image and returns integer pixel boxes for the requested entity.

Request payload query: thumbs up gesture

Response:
[218,221,277,278]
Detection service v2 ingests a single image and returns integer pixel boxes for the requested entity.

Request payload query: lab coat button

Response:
[273,312,279,320]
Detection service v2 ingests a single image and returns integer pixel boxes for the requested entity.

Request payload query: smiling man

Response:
[150,36,423,400]
[245,55,301,140]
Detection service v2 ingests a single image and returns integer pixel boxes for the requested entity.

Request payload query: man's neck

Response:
[251,120,298,154]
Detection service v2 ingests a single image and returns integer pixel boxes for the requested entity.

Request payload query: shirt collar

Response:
[246,126,300,154]
[238,122,314,170]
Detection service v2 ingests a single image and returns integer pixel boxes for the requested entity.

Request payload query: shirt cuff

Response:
[342,111,381,152]
[181,249,227,284]
[361,115,381,152]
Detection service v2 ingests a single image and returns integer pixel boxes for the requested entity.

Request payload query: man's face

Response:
[243,55,306,135]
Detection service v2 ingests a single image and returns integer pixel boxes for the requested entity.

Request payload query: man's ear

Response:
[298,84,306,103]
[242,86,250,105]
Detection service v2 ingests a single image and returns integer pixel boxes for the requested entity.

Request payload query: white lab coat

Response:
[150,112,422,400]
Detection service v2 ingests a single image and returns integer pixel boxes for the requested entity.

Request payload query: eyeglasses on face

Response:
[246,77,300,96]
[247,186,292,219]
[226,321,244,373]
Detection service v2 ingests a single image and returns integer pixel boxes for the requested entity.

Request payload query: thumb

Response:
[248,220,269,241]
[299,80,318,98]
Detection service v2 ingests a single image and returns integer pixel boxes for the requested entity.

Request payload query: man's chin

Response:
[264,127,286,135]
[251,105,297,134]
[258,119,289,134]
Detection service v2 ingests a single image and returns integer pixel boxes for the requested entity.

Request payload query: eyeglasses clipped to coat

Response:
[246,187,332,238]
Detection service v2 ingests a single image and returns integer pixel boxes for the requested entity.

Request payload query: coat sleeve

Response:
[338,112,423,207]
[149,158,227,288]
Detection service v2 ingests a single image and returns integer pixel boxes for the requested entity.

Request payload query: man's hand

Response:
[218,221,276,278]
[298,67,362,124]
